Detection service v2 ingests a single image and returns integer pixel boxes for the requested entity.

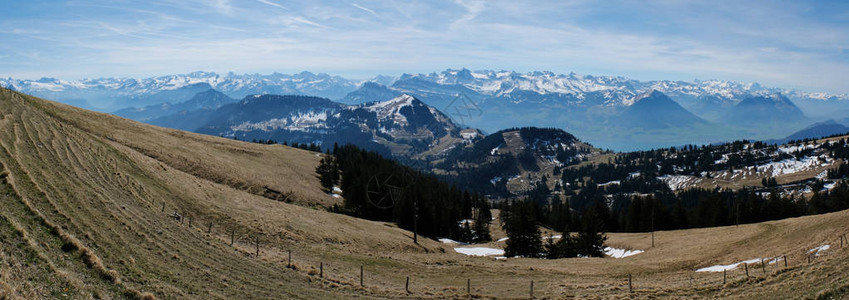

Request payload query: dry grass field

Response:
[2,87,849,299]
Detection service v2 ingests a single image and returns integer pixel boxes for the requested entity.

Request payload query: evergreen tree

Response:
[503,200,542,258]
[316,155,339,191]
[544,231,578,259]
[472,198,492,243]
[575,205,607,257]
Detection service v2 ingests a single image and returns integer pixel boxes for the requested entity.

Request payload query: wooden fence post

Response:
[530,280,534,299]
[161,201,165,212]
[467,278,470,296]
[255,236,260,257]
[230,229,235,246]
[320,262,323,278]
[651,231,655,248]
[761,259,766,274]
[207,222,212,234]
[629,274,633,292]
[360,266,364,287]
[744,263,749,277]
[723,269,726,285]
[288,250,292,268]
[406,276,410,293]
[188,216,192,227]
[784,255,787,268]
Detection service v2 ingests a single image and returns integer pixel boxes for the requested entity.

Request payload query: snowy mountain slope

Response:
[0,71,359,111]
[193,94,479,158]
[388,69,849,107]
[4,69,847,113]
[6,69,849,150]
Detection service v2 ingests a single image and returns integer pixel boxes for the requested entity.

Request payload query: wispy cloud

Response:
[351,3,378,17]
[213,0,233,15]
[1,0,847,93]
[256,0,288,11]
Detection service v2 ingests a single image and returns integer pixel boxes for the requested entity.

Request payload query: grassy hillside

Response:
[2,87,849,299]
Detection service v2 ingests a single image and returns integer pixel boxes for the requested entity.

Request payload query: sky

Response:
[1,0,848,93]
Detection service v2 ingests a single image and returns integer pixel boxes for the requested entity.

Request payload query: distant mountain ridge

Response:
[4,69,847,112]
[6,68,849,150]
[113,89,236,122]
[187,94,481,158]
[722,94,807,125]
[764,119,849,145]
[619,90,707,130]
[0,71,359,111]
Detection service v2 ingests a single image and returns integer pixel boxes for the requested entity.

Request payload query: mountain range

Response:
[4,69,849,150]
[164,93,481,158]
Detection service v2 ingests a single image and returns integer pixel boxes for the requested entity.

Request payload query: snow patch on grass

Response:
[808,245,830,256]
[658,175,701,191]
[454,247,505,256]
[603,247,644,258]
[696,258,763,272]
[439,238,466,245]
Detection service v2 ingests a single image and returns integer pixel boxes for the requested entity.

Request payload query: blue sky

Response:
[1,0,848,93]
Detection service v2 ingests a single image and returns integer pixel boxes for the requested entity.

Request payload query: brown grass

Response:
[2,87,849,299]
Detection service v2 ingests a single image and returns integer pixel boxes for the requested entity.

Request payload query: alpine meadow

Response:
[2,1,849,299]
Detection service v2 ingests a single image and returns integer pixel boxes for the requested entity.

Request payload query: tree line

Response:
[317,144,491,243]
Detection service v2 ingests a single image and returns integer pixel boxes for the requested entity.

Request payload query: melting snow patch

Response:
[658,175,700,191]
[439,238,466,245]
[808,245,830,257]
[756,156,828,177]
[496,237,509,242]
[598,180,620,187]
[603,247,644,258]
[768,257,783,265]
[454,247,505,257]
[490,144,502,155]
[696,258,763,272]
[332,186,342,193]
[824,182,837,190]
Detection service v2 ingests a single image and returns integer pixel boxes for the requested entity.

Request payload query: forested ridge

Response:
[315,131,849,258]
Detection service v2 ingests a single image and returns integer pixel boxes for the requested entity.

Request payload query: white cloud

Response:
[351,3,378,17]
[256,0,288,11]
[1,0,848,93]
[213,0,233,15]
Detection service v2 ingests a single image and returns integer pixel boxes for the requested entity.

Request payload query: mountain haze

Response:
[619,90,707,130]
[6,69,849,150]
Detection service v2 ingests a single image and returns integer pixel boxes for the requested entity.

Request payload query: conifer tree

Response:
[503,200,542,257]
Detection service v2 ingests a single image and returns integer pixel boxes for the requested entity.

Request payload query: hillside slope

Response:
[0,88,445,299]
[2,87,849,299]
